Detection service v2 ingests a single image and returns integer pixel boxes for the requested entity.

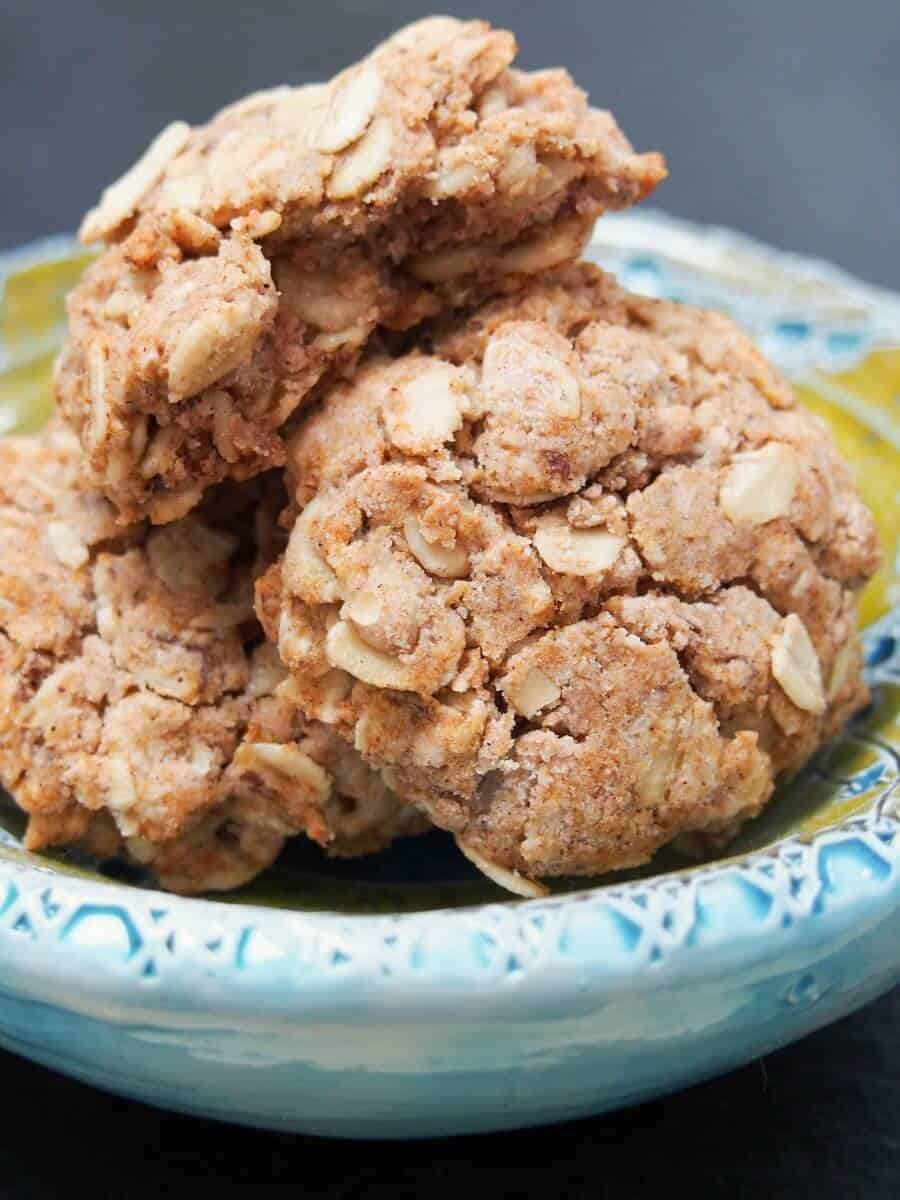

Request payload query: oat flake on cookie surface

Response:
[257,263,880,888]
[0,428,422,894]
[55,16,664,524]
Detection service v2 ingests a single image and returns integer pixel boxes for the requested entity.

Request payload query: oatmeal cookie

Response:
[259,263,880,894]
[57,16,664,522]
[0,428,422,894]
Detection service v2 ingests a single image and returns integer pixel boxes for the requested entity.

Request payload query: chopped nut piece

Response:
[828,638,857,700]
[426,158,482,199]
[403,516,469,578]
[719,443,799,525]
[283,502,342,604]
[273,259,373,333]
[533,519,625,576]
[504,667,561,718]
[407,244,487,284]
[326,619,415,689]
[344,589,384,627]
[477,84,508,118]
[499,215,592,274]
[384,363,467,454]
[231,209,283,239]
[233,742,332,800]
[166,297,268,401]
[771,614,826,714]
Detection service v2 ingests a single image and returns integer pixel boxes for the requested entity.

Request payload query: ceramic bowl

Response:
[0,212,898,1138]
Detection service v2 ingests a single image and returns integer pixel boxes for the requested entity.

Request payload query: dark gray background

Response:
[1,0,899,287]
[0,1,897,1195]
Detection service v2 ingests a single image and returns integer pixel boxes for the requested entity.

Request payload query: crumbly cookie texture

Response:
[58,16,664,523]
[0,429,422,894]
[259,263,880,888]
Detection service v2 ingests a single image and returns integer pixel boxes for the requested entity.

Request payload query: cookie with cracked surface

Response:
[0,428,422,895]
[259,263,880,893]
[58,16,664,522]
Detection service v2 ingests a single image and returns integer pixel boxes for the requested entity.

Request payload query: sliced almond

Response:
[533,519,624,576]
[327,116,393,199]
[456,839,549,899]
[326,620,414,690]
[383,362,467,454]
[771,614,826,714]
[273,259,372,333]
[719,443,799,525]
[425,157,481,199]
[167,209,221,253]
[80,121,191,243]
[284,503,341,604]
[407,244,485,283]
[234,742,331,802]
[220,85,293,121]
[499,216,591,274]
[403,516,469,578]
[505,667,561,719]
[827,638,857,700]
[313,65,381,153]
[166,298,264,400]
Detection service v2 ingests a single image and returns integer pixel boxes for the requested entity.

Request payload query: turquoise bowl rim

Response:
[0,213,898,1030]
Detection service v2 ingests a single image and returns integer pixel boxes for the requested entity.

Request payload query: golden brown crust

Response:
[261,264,880,883]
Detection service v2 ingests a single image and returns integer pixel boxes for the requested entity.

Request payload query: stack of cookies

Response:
[0,18,880,897]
